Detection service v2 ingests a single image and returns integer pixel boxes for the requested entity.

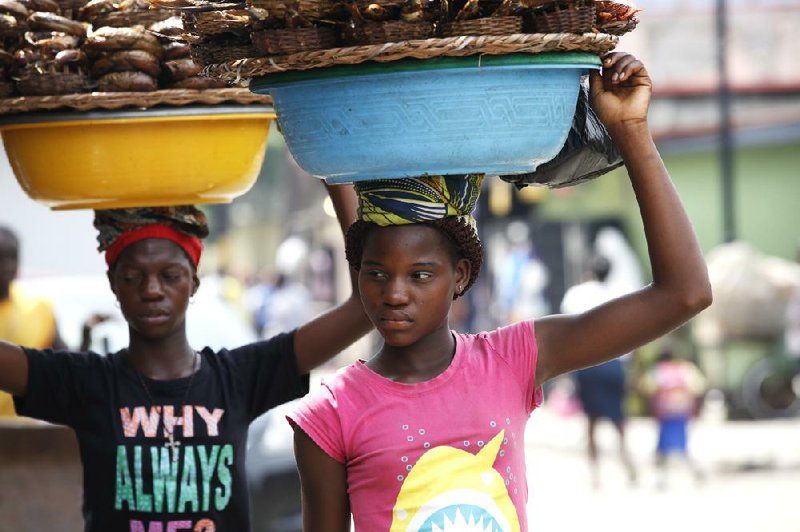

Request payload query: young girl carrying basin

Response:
[288,52,713,531]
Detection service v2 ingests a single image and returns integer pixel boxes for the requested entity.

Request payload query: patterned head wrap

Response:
[94,206,209,268]
[355,174,484,231]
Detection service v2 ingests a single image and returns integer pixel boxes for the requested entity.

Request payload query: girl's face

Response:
[359,225,470,348]
[108,239,199,341]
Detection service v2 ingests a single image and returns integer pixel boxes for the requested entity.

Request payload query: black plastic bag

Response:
[498,80,623,189]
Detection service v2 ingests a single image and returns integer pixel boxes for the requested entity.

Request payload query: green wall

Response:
[539,140,800,271]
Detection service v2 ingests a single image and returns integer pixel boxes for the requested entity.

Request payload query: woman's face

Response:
[109,239,198,341]
[359,225,470,348]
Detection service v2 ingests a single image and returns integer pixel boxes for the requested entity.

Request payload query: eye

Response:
[365,269,387,280]
[161,270,182,282]
[120,271,141,284]
[412,271,433,280]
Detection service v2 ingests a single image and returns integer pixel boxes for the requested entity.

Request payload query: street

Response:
[525,407,800,531]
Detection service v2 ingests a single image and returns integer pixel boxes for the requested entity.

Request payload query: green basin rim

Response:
[252,52,601,89]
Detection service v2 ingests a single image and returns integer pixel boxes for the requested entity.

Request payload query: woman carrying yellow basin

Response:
[0,184,372,529]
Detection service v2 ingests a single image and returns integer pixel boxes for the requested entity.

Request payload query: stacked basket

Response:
[0,0,276,212]
[181,0,639,84]
[180,0,640,186]
[0,0,273,112]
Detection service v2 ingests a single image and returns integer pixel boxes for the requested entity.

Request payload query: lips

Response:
[137,310,171,325]
[378,313,413,331]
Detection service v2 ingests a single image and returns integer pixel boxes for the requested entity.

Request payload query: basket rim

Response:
[252,51,601,88]
[0,87,272,115]
[202,31,618,83]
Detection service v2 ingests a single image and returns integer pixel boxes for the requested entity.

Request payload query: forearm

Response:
[611,121,712,308]
[325,182,360,293]
[294,297,371,374]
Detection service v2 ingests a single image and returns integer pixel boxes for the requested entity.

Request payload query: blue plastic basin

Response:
[251,53,601,184]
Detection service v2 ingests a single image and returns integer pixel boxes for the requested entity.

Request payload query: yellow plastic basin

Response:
[0,105,275,210]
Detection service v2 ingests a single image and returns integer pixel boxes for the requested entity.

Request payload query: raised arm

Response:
[293,427,351,531]
[0,341,29,396]
[534,53,713,388]
[293,183,372,375]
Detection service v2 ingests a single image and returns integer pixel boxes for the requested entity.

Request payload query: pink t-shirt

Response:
[288,321,543,531]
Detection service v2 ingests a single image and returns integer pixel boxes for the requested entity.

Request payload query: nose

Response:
[140,274,164,299]
[383,277,410,306]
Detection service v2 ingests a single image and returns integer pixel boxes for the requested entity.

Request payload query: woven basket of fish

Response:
[252,25,337,55]
[442,15,522,37]
[356,20,434,44]
[190,39,258,65]
[529,0,595,34]
[183,8,251,37]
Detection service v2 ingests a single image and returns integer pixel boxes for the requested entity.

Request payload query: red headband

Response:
[104,224,203,268]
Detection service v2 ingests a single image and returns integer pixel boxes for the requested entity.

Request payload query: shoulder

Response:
[26,346,109,366]
[316,363,366,395]
[463,321,536,352]
[294,363,367,414]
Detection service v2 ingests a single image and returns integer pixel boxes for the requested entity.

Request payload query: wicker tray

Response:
[529,1,596,34]
[190,41,258,65]
[202,32,618,83]
[357,20,434,44]
[442,16,522,37]
[252,26,337,55]
[184,9,252,36]
[0,87,271,114]
[0,81,14,98]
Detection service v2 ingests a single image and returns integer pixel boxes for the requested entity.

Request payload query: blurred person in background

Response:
[640,346,706,489]
[260,272,313,340]
[561,254,637,488]
[0,225,65,418]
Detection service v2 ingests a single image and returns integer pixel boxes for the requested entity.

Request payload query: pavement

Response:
[524,406,800,531]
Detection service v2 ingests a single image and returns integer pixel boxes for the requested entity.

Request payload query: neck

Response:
[127,328,196,380]
[371,322,456,383]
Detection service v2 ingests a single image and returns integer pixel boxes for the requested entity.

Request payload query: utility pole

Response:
[717,0,736,243]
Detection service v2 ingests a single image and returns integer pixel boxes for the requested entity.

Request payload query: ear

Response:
[191,273,200,297]
[106,269,118,297]
[454,258,471,295]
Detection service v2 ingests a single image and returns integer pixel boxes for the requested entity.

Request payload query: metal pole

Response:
[717,0,736,243]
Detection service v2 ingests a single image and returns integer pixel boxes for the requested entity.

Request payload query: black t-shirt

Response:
[14,331,307,532]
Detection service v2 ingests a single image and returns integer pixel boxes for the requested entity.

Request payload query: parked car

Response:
[17,275,303,532]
